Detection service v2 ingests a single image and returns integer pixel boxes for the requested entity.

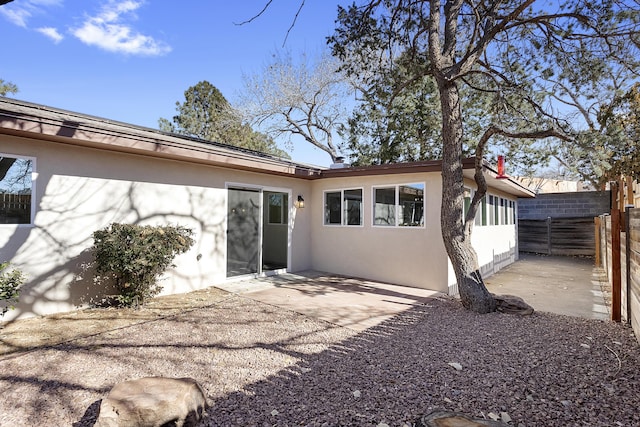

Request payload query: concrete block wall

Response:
[518,191,610,220]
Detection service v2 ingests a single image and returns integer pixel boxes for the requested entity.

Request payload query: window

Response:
[502,197,508,224]
[267,192,288,225]
[487,195,497,225]
[463,188,487,227]
[344,189,363,225]
[507,200,516,224]
[324,188,363,226]
[484,195,515,225]
[463,187,472,220]
[373,183,424,227]
[475,195,487,226]
[374,187,395,225]
[510,200,517,224]
[0,154,34,225]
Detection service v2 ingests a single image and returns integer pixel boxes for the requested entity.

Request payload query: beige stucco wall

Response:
[1,130,527,319]
[309,172,450,292]
[309,174,521,293]
[1,135,312,320]
[446,181,520,293]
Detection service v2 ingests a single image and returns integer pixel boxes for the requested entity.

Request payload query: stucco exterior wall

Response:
[470,184,519,278]
[472,226,518,275]
[446,182,520,294]
[309,172,450,292]
[1,135,312,320]
[1,131,527,319]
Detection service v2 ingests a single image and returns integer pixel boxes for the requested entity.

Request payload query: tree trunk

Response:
[437,80,496,313]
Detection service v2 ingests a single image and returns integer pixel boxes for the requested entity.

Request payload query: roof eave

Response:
[0,98,323,179]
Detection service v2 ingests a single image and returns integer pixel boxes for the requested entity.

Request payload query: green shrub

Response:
[92,223,195,307]
[0,262,24,317]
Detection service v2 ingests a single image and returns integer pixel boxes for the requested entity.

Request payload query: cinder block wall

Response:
[518,191,611,220]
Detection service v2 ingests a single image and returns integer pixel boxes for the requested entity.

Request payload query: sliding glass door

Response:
[226,187,289,278]
[226,188,261,277]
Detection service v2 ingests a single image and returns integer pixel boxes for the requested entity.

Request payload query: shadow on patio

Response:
[217,271,442,331]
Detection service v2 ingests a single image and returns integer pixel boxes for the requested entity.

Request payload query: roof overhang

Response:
[0,97,537,197]
[0,97,323,179]
[465,163,536,198]
[319,158,475,178]
[320,158,535,198]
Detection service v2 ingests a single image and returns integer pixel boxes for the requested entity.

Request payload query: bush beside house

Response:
[0,262,24,317]
[92,224,195,307]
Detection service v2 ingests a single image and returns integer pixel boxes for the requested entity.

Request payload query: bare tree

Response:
[238,51,351,163]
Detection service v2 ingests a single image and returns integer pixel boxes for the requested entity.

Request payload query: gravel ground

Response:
[0,293,638,427]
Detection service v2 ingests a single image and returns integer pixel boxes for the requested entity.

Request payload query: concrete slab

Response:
[485,253,609,320]
[217,254,609,331]
[216,272,441,331]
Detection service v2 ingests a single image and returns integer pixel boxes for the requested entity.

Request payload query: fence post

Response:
[626,176,634,206]
[595,216,601,266]
[625,207,632,325]
[611,181,621,322]
[546,216,552,255]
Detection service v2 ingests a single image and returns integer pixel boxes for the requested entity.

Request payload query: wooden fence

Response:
[0,193,31,224]
[519,217,595,256]
[597,208,640,342]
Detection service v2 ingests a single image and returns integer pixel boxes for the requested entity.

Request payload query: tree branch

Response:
[234,0,274,25]
[464,124,572,235]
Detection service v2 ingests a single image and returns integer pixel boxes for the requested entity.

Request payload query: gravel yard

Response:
[0,289,639,426]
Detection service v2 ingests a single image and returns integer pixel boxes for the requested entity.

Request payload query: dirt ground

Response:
[0,255,614,357]
[0,286,231,358]
[1,271,639,426]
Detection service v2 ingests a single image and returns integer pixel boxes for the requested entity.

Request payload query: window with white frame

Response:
[463,187,472,221]
[373,183,424,227]
[0,154,34,225]
[492,195,501,225]
[267,192,288,225]
[506,199,516,224]
[475,195,487,226]
[324,188,363,226]
[482,194,517,225]
[478,194,518,226]
[464,188,487,227]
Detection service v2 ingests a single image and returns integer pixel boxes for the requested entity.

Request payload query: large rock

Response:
[417,411,509,426]
[492,294,535,316]
[95,377,207,427]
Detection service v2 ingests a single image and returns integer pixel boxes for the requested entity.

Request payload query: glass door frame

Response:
[225,182,292,280]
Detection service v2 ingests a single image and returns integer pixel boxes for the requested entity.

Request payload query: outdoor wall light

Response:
[296,195,305,209]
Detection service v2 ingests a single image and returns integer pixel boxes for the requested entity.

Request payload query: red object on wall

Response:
[496,155,508,179]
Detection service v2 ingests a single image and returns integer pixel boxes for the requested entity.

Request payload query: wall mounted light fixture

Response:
[296,195,305,209]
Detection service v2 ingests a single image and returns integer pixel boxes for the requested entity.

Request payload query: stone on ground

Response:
[493,294,535,315]
[95,376,207,427]
[417,411,510,426]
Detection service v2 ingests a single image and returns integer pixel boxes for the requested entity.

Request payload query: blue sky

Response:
[1,0,343,165]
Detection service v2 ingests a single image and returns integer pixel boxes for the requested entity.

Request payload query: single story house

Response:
[0,97,535,320]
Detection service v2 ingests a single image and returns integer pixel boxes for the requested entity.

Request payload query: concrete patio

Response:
[485,253,609,320]
[216,271,442,331]
[218,253,610,332]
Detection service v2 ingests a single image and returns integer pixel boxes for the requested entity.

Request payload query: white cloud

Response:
[37,26,64,43]
[71,1,171,56]
[0,6,33,27]
[0,0,62,28]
